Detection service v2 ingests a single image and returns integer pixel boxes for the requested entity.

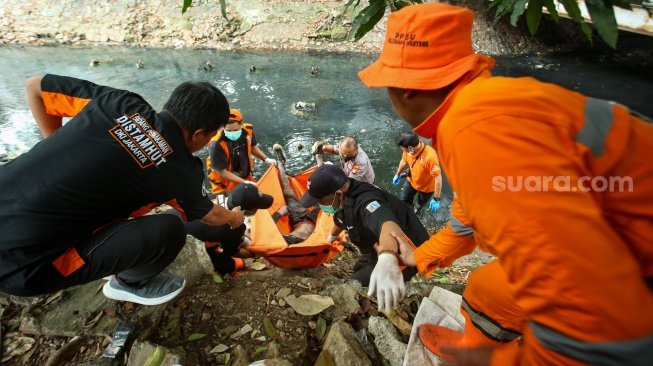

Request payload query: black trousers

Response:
[1,215,186,296]
[349,252,418,287]
[400,180,434,209]
[163,210,245,276]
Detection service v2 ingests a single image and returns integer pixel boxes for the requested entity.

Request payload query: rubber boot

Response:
[418,324,465,360]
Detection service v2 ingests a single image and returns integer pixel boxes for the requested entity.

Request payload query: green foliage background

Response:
[183,0,646,49]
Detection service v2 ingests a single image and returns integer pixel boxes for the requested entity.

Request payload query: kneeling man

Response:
[299,165,428,311]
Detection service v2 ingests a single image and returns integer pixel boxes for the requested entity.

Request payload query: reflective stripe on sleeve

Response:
[450,216,474,238]
[576,98,615,158]
[461,298,521,343]
[531,321,653,366]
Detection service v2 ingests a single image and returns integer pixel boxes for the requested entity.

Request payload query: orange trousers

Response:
[462,262,593,366]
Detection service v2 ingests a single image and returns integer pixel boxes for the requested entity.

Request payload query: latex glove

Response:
[368,253,405,312]
[264,158,276,166]
[327,234,339,243]
[244,180,256,185]
[429,198,441,212]
[392,175,401,186]
[240,236,252,248]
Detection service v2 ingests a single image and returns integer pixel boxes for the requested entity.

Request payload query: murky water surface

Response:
[1,44,651,225]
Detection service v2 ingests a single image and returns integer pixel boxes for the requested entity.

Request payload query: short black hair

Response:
[395,131,420,148]
[163,81,230,133]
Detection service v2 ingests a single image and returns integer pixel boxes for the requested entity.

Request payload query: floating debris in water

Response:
[135,60,144,69]
[249,65,257,73]
[309,66,319,77]
[297,143,303,151]
[89,59,101,67]
[291,101,317,118]
[200,61,214,71]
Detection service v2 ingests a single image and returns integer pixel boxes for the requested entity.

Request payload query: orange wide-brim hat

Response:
[358,3,481,90]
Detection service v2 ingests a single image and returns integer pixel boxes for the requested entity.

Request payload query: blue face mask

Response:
[319,192,342,214]
[224,129,242,141]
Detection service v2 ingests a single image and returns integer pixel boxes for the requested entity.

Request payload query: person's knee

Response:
[155,214,187,251]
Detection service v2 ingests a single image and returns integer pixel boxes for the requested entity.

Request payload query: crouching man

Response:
[298,165,428,311]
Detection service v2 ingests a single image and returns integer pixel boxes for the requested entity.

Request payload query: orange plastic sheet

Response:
[249,165,344,268]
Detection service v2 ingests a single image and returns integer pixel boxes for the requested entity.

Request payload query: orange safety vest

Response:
[420,73,653,364]
[206,123,255,192]
[403,142,441,193]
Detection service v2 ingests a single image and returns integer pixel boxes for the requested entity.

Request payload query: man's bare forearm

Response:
[25,75,62,138]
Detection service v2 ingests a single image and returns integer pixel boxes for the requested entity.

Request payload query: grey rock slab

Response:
[231,344,251,366]
[19,279,166,340]
[368,316,407,366]
[321,319,371,366]
[126,340,184,366]
[19,236,211,339]
[320,283,360,319]
[167,236,215,286]
[284,294,334,316]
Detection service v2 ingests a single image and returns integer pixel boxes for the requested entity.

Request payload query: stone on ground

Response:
[321,318,371,366]
[368,316,407,366]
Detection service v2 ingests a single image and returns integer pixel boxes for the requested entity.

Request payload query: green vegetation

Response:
[183,0,644,49]
[342,0,641,48]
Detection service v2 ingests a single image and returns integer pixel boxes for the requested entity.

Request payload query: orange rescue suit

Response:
[417,71,653,364]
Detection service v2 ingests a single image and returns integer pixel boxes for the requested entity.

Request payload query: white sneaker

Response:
[103,273,186,306]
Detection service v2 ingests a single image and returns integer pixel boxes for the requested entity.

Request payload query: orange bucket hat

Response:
[229,108,243,122]
[358,3,482,90]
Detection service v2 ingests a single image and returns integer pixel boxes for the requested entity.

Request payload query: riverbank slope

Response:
[1,0,590,55]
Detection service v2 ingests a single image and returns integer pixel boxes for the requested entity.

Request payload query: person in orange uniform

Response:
[358,3,653,365]
[392,131,442,214]
[206,109,276,193]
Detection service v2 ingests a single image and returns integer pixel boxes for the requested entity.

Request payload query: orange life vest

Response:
[206,123,255,192]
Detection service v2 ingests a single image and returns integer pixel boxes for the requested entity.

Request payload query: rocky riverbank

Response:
[1,0,589,56]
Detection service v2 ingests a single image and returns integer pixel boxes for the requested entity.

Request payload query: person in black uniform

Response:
[298,164,428,312]
[164,183,274,277]
[0,74,245,306]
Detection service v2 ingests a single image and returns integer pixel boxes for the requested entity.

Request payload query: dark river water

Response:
[1,38,651,225]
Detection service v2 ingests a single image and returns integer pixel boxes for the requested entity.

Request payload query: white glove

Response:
[240,236,252,248]
[264,158,276,166]
[244,180,256,185]
[367,253,405,312]
[327,234,339,243]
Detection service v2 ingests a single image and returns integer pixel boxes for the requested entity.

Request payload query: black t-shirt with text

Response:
[0,74,213,278]
[333,179,429,254]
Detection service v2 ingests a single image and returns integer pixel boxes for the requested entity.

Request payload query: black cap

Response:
[395,131,419,148]
[227,184,273,211]
[299,165,348,208]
